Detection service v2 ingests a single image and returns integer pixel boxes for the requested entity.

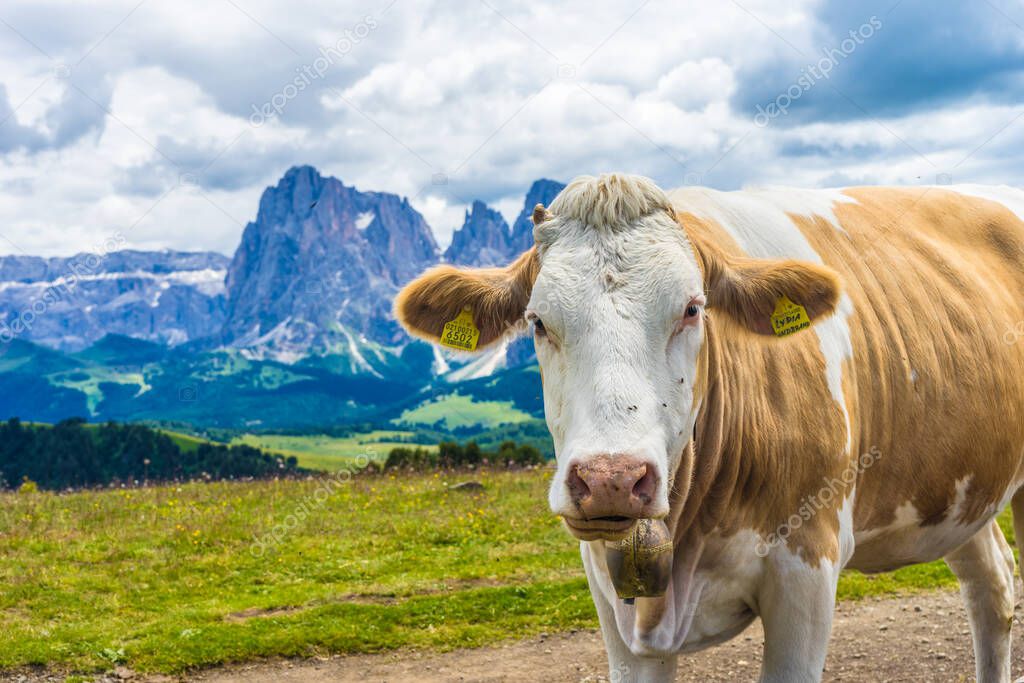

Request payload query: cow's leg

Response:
[757,553,838,683]
[945,517,1015,683]
[582,545,677,683]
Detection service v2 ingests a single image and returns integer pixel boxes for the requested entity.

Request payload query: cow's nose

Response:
[566,454,660,519]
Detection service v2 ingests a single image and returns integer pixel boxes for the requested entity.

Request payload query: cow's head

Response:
[396,174,840,541]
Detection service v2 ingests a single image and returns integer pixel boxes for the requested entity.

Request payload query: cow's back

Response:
[671,185,1024,572]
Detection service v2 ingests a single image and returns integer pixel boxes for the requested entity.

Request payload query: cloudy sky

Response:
[0,0,1023,256]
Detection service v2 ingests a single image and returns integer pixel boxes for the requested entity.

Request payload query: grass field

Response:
[0,469,1015,677]
[396,393,535,430]
[161,429,207,454]
[229,431,434,470]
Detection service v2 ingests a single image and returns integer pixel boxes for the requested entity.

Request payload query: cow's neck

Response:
[625,318,747,634]
[669,317,753,546]
[669,314,853,555]
[611,317,785,637]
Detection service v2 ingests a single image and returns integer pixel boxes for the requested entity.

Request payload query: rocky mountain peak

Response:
[443,200,512,266]
[222,166,440,352]
[4,165,565,381]
[509,178,566,253]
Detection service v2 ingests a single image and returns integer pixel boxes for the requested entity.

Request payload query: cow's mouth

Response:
[561,514,638,541]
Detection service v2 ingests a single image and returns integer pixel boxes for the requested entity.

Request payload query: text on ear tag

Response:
[770,296,810,337]
[440,308,480,350]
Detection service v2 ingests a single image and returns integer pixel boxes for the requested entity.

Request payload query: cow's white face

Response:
[394,173,842,545]
[529,195,706,541]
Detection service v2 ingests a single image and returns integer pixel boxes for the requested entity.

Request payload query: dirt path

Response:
[189,590,1024,683]
[8,590,1024,683]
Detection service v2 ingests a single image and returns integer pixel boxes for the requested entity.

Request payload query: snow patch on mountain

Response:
[355,211,375,230]
[444,339,509,382]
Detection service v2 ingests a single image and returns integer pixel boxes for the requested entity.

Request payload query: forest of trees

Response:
[384,440,544,470]
[0,418,302,490]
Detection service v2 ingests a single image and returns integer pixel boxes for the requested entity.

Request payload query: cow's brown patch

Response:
[820,188,1024,565]
[670,187,1024,571]
[669,212,851,566]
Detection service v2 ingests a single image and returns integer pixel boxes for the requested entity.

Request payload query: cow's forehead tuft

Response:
[542,173,673,237]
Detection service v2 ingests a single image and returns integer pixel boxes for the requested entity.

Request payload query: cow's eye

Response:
[533,319,547,337]
[672,297,706,337]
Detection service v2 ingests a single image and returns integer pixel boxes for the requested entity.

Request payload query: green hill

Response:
[0,338,545,433]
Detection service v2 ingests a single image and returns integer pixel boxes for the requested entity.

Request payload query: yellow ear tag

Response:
[440,308,480,351]
[770,296,811,337]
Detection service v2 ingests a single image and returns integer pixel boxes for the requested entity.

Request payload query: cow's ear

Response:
[394,248,539,349]
[691,234,841,337]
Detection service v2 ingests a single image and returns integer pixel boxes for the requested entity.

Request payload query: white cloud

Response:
[0,0,1022,257]
[412,194,463,249]
[655,59,736,110]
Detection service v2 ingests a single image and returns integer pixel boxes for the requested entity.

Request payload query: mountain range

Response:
[0,250,228,352]
[444,179,564,266]
[0,166,565,428]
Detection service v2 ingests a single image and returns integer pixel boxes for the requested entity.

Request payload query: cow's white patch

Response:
[849,476,1022,571]
[855,499,921,545]
[670,187,855,453]
[837,494,856,567]
[534,175,706,522]
[740,186,859,233]
[818,295,854,454]
[949,476,973,524]
[758,544,840,680]
[583,530,763,657]
[673,530,762,653]
[944,517,1015,683]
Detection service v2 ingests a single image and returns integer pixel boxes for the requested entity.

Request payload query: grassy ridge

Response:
[0,470,1014,675]
[396,393,535,430]
[229,431,435,470]
[159,429,207,454]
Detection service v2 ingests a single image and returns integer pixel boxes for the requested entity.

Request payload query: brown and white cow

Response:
[395,174,1024,682]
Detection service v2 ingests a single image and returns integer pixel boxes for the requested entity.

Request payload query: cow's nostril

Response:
[631,464,656,503]
[567,463,591,503]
